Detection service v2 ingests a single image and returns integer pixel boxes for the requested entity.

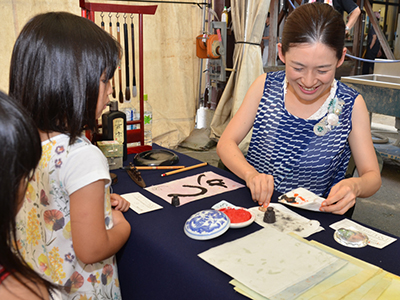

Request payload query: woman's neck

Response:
[285,83,332,119]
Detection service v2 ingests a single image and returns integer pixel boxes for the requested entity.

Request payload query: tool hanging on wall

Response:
[131,14,137,98]
[100,12,105,30]
[116,14,124,103]
[108,13,116,98]
[196,34,221,59]
[195,21,227,82]
[123,14,130,100]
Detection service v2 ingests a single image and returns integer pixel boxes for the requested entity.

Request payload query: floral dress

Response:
[15,134,122,300]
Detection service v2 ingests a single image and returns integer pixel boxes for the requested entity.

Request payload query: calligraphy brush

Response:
[123,17,130,100]
[109,18,116,98]
[131,16,137,97]
[116,19,124,104]
[100,14,105,30]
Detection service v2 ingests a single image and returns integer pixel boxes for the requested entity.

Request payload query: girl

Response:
[0,91,55,299]
[217,3,381,216]
[10,12,131,299]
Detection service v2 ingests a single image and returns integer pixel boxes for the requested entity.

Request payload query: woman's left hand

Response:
[111,193,130,212]
[319,178,359,215]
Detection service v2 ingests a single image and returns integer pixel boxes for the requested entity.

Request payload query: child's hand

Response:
[111,193,130,212]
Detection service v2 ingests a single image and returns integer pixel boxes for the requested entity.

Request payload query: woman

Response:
[217,3,381,216]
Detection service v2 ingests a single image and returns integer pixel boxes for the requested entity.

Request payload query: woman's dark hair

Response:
[0,91,55,298]
[9,12,121,143]
[281,3,345,60]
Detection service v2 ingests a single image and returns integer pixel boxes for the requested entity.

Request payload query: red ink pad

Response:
[219,207,255,228]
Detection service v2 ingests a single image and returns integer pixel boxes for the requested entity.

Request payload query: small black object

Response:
[263,207,276,224]
[126,162,146,188]
[171,195,180,207]
[134,149,179,166]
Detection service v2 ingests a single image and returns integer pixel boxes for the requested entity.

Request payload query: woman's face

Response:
[278,42,346,103]
[96,73,113,119]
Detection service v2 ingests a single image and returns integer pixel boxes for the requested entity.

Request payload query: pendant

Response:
[327,113,339,126]
[314,120,328,136]
[313,97,344,137]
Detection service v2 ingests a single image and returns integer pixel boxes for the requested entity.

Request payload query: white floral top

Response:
[15,134,121,300]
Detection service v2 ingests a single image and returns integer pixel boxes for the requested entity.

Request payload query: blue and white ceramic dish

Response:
[184,209,230,240]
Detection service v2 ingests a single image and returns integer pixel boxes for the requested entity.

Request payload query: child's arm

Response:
[70,180,131,264]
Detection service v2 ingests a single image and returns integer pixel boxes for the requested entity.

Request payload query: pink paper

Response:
[145,171,245,206]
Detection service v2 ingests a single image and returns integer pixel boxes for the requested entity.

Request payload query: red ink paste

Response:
[220,208,251,223]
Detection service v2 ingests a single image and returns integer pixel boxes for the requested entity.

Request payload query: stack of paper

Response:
[198,227,400,299]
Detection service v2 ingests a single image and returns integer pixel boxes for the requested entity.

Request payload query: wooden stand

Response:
[80,0,157,153]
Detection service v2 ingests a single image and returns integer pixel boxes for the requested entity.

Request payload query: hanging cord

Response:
[207,7,220,22]
[346,53,400,63]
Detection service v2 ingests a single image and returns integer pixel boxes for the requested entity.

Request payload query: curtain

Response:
[210,0,270,152]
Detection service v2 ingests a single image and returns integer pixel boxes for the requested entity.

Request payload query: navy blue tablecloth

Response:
[114,145,399,300]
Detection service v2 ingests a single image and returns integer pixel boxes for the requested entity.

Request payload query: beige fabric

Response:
[0,1,80,93]
[0,1,202,149]
[210,0,270,153]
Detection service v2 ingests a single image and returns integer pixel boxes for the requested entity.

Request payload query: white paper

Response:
[199,227,343,299]
[248,203,324,238]
[211,200,237,210]
[330,219,397,249]
[122,192,163,214]
[278,187,325,212]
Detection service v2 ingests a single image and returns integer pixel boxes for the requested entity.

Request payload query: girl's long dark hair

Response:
[9,12,121,144]
[0,91,56,298]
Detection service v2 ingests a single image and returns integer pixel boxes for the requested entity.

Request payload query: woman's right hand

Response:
[244,171,274,206]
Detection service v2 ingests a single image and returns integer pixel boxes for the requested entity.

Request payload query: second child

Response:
[10,12,131,299]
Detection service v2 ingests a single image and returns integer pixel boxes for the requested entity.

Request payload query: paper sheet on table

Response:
[378,273,400,299]
[145,171,245,206]
[342,271,388,300]
[198,227,343,299]
[297,239,383,299]
[278,187,325,211]
[248,203,324,238]
[330,219,397,249]
[230,259,346,300]
[122,192,163,214]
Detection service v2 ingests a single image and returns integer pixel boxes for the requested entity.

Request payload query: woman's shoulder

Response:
[266,70,285,80]
[337,80,359,98]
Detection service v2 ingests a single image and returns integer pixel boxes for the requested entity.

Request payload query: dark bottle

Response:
[102,101,127,161]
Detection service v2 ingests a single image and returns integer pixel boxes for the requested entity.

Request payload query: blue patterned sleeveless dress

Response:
[246,71,358,197]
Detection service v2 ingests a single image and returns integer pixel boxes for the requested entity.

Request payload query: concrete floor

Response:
[176,113,400,238]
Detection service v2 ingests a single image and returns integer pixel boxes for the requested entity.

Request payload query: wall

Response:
[0,1,203,148]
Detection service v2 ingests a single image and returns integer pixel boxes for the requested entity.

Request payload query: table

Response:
[114,145,400,300]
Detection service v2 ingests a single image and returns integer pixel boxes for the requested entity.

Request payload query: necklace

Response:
[313,97,344,136]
